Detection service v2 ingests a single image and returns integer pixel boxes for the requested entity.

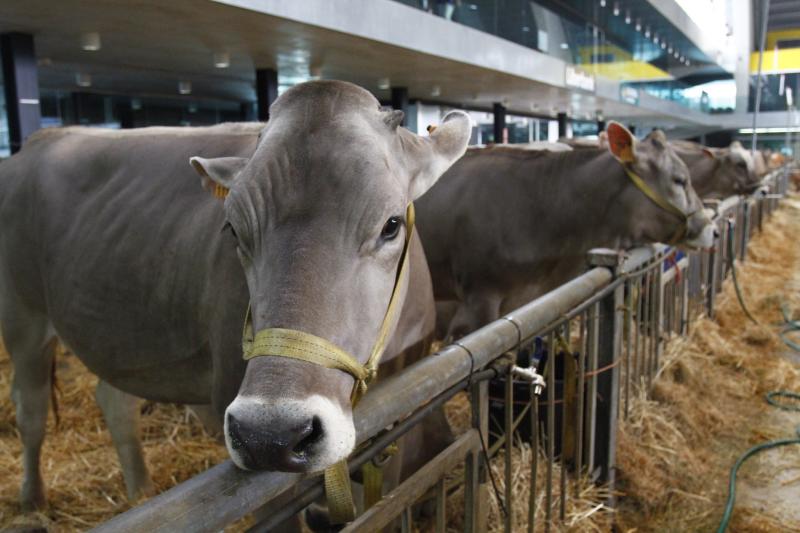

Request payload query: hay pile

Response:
[0,345,228,531]
[615,197,800,532]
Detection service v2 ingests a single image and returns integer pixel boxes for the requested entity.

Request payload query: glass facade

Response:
[36,90,242,130]
[395,0,735,114]
[749,73,800,112]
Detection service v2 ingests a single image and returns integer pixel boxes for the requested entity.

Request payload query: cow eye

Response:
[736,161,747,169]
[673,177,687,187]
[381,216,402,240]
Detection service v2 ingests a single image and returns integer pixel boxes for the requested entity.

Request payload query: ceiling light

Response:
[75,72,91,87]
[600,0,606,7]
[613,2,620,16]
[686,60,691,66]
[625,11,631,24]
[377,77,390,90]
[644,27,651,38]
[635,19,642,32]
[661,42,667,49]
[654,34,659,44]
[674,50,679,58]
[81,32,101,51]
[131,98,142,111]
[560,42,569,49]
[178,81,192,95]
[430,85,441,97]
[213,52,230,69]
[668,46,673,54]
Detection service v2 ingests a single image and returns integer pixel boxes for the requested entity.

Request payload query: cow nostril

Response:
[293,416,324,458]
[713,229,720,238]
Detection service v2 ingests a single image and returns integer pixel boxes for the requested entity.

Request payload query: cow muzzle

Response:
[684,208,716,250]
[224,394,354,472]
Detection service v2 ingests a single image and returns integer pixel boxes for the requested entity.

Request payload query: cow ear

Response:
[702,148,716,159]
[398,110,472,200]
[606,121,636,163]
[190,157,248,199]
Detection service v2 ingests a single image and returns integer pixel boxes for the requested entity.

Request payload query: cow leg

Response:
[95,379,155,501]
[187,404,223,441]
[3,312,56,511]
[447,290,503,341]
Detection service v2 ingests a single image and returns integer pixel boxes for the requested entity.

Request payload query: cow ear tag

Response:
[213,183,229,199]
[189,156,245,201]
[606,121,635,163]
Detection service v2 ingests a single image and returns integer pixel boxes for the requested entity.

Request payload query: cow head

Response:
[190,81,471,473]
[606,122,715,250]
[722,144,764,195]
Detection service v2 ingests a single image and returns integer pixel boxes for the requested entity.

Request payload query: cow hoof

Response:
[20,477,47,512]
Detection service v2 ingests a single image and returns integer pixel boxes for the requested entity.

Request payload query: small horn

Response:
[383,109,404,130]
[427,124,437,134]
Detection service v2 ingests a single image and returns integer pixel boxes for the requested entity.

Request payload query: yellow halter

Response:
[621,162,692,246]
[241,203,416,523]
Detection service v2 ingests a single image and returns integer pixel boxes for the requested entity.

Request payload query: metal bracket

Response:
[587,248,626,275]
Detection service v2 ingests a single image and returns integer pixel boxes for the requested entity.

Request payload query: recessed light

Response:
[377,77,390,90]
[613,2,620,16]
[560,42,569,49]
[81,32,101,51]
[431,85,441,97]
[179,81,192,95]
[644,27,651,38]
[635,19,642,31]
[213,52,230,69]
[76,73,91,87]
[625,11,631,24]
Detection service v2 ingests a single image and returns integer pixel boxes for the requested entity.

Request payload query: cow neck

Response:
[533,149,635,252]
[678,150,718,198]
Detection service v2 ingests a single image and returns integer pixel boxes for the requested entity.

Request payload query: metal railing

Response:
[92,166,791,533]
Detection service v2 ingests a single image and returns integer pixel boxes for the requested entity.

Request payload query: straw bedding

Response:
[1,197,798,532]
[615,196,800,532]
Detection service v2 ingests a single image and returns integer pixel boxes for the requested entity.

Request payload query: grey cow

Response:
[670,140,763,199]
[0,80,471,511]
[416,123,715,340]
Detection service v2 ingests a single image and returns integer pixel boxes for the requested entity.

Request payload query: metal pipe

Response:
[751,0,771,153]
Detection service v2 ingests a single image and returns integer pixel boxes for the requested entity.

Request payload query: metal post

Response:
[1,32,41,153]
[493,103,506,144]
[587,250,623,493]
[751,0,771,153]
[466,379,488,533]
[256,68,278,122]
[557,112,568,139]
[391,87,409,127]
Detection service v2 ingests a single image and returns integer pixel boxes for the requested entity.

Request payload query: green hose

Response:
[726,219,759,325]
[716,403,800,533]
